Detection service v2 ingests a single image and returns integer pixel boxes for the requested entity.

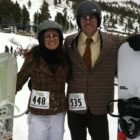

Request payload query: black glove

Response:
[118,97,140,118]
[127,34,140,51]
[107,97,140,118]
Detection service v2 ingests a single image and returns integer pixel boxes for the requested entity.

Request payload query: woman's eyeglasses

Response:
[44,34,59,40]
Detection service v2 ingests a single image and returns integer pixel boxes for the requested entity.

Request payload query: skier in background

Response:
[4,45,9,53]
[10,46,13,54]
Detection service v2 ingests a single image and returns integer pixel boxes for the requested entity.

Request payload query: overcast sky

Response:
[97,0,140,4]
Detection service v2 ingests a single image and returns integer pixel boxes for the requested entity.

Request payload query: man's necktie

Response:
[83,38,93,70]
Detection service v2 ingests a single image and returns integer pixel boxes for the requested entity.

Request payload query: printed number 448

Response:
[33,96,46,105]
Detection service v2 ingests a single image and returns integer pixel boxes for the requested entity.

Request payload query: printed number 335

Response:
[70,98,82,107]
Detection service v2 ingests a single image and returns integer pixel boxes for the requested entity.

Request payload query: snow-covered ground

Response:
[0,32,118,140]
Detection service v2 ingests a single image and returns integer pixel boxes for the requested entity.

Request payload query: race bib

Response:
[30,89,50,109]
[69,93,87,111]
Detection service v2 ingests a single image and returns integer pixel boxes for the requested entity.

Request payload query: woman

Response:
[16,20,70,140]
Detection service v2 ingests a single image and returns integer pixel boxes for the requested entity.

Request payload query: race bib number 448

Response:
[30,89,50,109]
[69,93,87,111]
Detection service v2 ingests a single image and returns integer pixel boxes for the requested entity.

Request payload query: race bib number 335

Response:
[69,93,87,111]
[30,89,50,109]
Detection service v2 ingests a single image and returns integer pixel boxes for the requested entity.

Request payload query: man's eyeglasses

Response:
[44,34,59,40]
[80,15,97,23]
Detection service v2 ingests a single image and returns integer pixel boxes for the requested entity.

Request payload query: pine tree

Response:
[0,0,13,25]
[39,0,51,22]
[66,0,69,6]
[33,11,40,32]
[119,15,124,26]
[27,0,31,9]
[58,0,61,4]
[13,1,21,25]
[54,0,57,6]
[55,12,63,25]
[127,17,133,31]
[135,26,138,33]
[21,5,30,31]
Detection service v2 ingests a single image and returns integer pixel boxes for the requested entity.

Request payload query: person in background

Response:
[10,46,13,54]
[64,1,124,140]
[16,20,70,140]
[4,45,9,53]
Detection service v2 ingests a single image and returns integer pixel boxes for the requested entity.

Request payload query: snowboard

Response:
[117,34,140,140]
[0,52,17,140]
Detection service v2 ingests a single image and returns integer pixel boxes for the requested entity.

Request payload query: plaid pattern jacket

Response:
[64,31,124,115]
[16,48,70,115]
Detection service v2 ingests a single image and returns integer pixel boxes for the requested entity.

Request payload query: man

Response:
[64,1,124,140]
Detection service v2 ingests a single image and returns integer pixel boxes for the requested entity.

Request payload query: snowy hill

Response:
[100,0,140,4]
[8,0,140,35]
[2,0,139,51]
[11,0,74,25]
[0,32,38,56]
